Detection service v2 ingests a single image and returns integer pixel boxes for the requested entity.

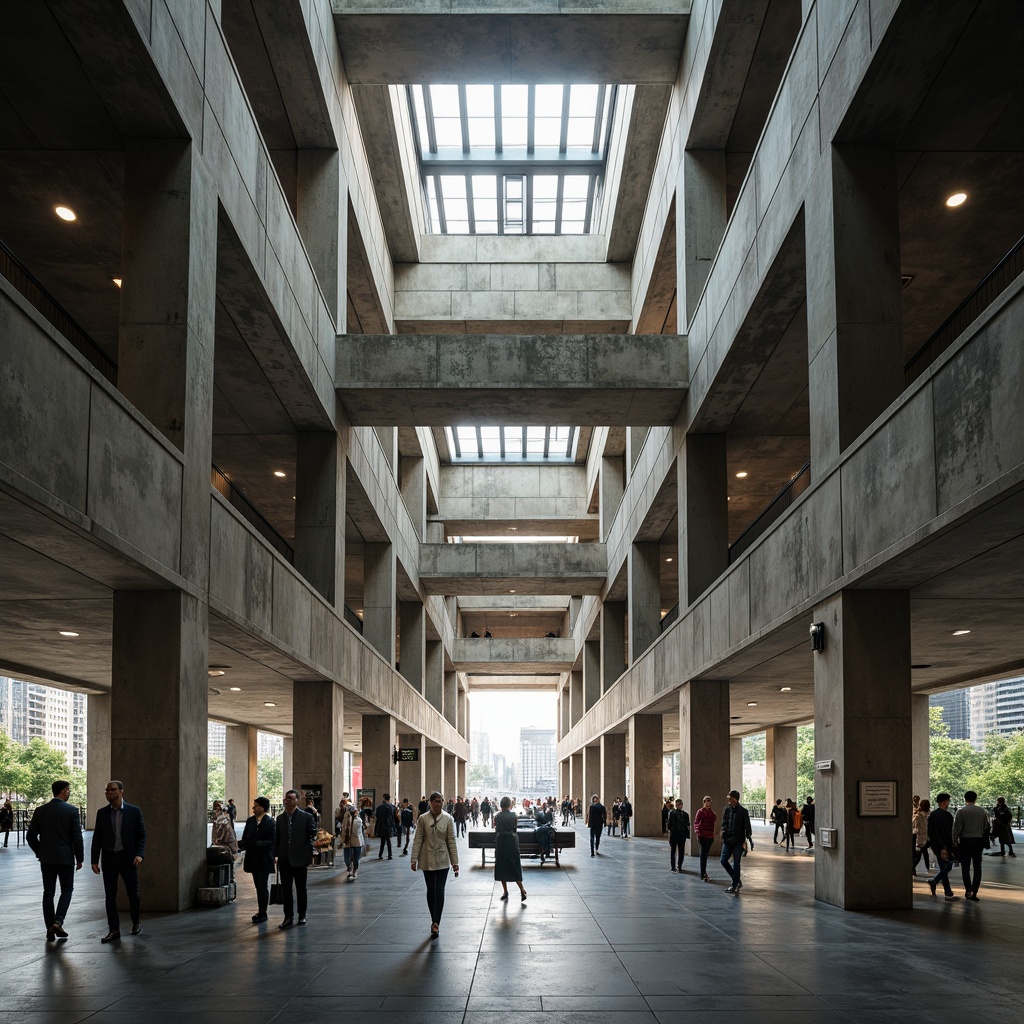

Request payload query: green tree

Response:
[974,733,1024,804]
[256,756,283,804]
[796,725,815,801]
[0,732,29,798]
[742,733,766,762]
[929,736,985,802]
[17,737,73,804]
[208,755,226,807]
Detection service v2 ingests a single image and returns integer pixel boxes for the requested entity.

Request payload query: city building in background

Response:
[930,689,971,741]
[970,677,1024,746]
[0,676,87,769]
[520,726,557,793]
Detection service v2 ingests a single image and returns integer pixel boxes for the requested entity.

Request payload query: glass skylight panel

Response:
[410,82,616,236]
[445,426,577,462]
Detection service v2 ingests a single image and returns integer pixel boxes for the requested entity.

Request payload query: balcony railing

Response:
[728,461,811,564]
[211,465,294,563]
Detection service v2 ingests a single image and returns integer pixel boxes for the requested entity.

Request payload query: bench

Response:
[468,824,576,866]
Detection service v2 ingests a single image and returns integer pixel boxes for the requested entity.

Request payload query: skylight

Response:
[446,426,578,462]
[409,84,616,235]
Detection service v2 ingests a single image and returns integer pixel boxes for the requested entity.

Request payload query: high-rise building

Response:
[970,677,1024,747]
[520,727,557,792]
[258,732,284,760]
[929,690,971,741]
[0,677,87,769]
[471,731,491,766]
[208,721,226,760]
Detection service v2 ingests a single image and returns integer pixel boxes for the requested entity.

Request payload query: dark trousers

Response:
[422,868,449,925]
[621,817,631,837]
[669,834,686,870]
[913,840,931,870]
[101,853,140,930]
[698,837,713,877]
[400,825,411,849]
[720,839,744,885]
[805,824,815,847]
[772,821,784,842]
[40,863,75,928]
[929,852,955,895]
[590,826,602,853]
[251,867,270,914]
[2,827,10,847]
[280,862,308,919]
[959,837,984,894]
[378,831,393,857]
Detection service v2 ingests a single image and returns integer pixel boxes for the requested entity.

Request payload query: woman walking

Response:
[410,792,459,939]
[913,798,932,873]
[694,795,716,881]
[991,797,1017,857]
[340,804,365,880]
[239,797,275,923]
[493,797,527,901]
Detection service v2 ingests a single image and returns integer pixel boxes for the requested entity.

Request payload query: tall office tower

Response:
[520,726,557,791]
[970,677,1024,747]
[0,678,86,768]
[929,690,971,741]
[471,730,492,766]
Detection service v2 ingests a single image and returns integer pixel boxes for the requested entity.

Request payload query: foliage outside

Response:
[0,733,87,808]
[207,755,283,811]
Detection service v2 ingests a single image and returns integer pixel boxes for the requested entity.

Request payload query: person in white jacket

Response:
[340,805,365,880]
[410,791,459,939]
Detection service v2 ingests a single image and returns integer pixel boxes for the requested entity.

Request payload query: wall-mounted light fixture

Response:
[809,622,825,652]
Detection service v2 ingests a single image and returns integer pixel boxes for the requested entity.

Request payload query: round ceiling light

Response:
[55,205,77,221]
[945,192,967,208]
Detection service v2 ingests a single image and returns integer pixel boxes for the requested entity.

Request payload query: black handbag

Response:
[269,868,283,905]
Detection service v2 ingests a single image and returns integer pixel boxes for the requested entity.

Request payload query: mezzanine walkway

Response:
[0,820,1021,1023]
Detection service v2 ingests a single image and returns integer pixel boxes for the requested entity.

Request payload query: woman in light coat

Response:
[340,804,365,880]
[410,791,460,939]
[211,800,239,855]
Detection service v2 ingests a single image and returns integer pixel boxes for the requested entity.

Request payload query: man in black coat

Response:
[27,779,84,942]
[275,789,316,929]
[239,796,277,923]
[927,792,959,900]
[91,779,147,943]
[719,790,752,893]
[667,799,691,873]
[375,793,396,859]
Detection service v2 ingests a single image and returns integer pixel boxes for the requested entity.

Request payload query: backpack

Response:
[792,809,802,830]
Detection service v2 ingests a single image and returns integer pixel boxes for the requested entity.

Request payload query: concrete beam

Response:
[418,542,607,595]
[336,334,688,425]
[331,10,690,85]
[452,637,576,673]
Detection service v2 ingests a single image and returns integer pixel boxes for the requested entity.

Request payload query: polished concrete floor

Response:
[0,820,1021,1023]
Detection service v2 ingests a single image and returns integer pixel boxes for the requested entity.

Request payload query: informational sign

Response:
[394,748,420,762]
[814,759,834,772]
[818,828,838,848]
[858,780,897,816]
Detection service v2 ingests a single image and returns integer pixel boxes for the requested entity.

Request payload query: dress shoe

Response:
[45,928,56,942]
[131,922,142,936]
[53,923,68,940]
[101,931,121,943]
[252,913,267,923]
[297,917,306,926]
[278,918,294,930]
[928,879,937,897]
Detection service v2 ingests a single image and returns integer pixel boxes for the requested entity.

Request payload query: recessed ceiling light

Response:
[274,470,286,478]
[508,527,518,532]
[945,192,967,208]
[112,278,122,288]
[735,471,748,479]
[952,629,971,636]
[509,589,516,594]
[58,630,79,637]
[665,557,673,562]
[509,612,518,617]
[264,701,277,707]
[55,205,76,222]
[780,686,791,692]
[207,669,226,677]
[229,686,242,691]
[747,701,758,707]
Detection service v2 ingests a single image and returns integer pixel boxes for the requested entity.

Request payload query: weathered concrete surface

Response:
[336,335,688,425]
[452,637,575,673]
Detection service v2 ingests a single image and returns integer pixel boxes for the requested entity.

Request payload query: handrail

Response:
[344,604,364,634]
[905,233,1024,384]
[659,603,678,633]
[211,465,294,563]
[729,461,811,564]
[0,238,118,385]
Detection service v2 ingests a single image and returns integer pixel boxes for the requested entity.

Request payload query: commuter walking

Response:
[783,799,799,852]
[410,792,459,939]
[720,790,752,893]
[770,799,786,844]
[239,796,276,922]
[694,796,716,881]
[1,798,13,848]
[801,796,815,849]
[400,799,415,854]
[587,795,607,856]
[453,796,467,838]
[91,780,146,943]
[481,797,492,827]
[375,794,396,860]
[991,797,1016,857]
[340,804,364,880]
[619,795,633,839]
[26,779,84,942]
[926,793,958,900]
[493,796,527,902]
[953,790,990,901]
[275,789,316,928]
[912,798,931,874]
[667,799,690,873]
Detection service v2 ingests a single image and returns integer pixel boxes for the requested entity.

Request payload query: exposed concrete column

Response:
[425,745,443,796]
[225,725,258,814]
[400,455,426,540]
[601,602,626,691]
[292,681,344,824]
[87,694,111,826]
[397,734,426,804]
[813,590,912,910]
[295,432,346,606]
[456,757,465,798]
[296,149,346,327]
[628,543,661,663]
[443,671,457,726]
[570,750,584,803]
[628,715,663,836]
[600,455,625,541]
[399,600,426,691]
[766,726,798,808]
[560,759,571,798]
[582,745,601,804]
[283,737,293,792]
[806,144,903,475]
[361,714,397,806]
[457,688,468,739]
[730,738,743,795]
[443,750,457,801]
[627,426,651,472]
[677,434,728,606]
[363,543,396,663]
[912,694,930,801]
[601,733,626,810]
[425,641,443,712]
[462,690,470,742]
[677,150,728,328]
[111,591,207,911]
[570,669,584,726]
[583,639,601,711]
[679,680,730,852]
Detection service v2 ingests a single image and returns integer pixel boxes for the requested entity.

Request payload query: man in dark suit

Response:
[275,788,316,929]
[375,793,396,859]
[26,779,84,942]
[91,779,146,943]
[239,796,277,923]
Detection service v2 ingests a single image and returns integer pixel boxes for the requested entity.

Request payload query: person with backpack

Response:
[667,799,690,872]
[785,799,800,852]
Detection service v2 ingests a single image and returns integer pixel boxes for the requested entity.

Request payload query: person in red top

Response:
[693,795,717,882]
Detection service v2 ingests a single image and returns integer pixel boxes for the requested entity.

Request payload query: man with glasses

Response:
[91,780,147,943]
[275,789,317,929]
[27,779,84,942]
